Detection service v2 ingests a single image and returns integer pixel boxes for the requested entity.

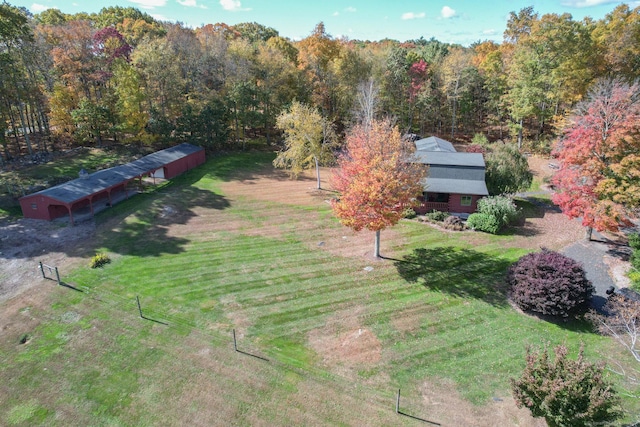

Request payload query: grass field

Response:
[1,152,639,426]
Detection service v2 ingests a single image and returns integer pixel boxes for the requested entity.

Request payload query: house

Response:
[412,136,488,215]
[19,143,205,224]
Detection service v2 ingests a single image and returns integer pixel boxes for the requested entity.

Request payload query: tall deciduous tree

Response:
[552,78,640,239]
[273,101,335,189]
[331,119,426,258]
[511,343,622,427]
[484,143,532,195]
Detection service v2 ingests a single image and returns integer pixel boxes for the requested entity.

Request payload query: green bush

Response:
[628,232,640,251]
[90,253,111,269]
[467,213,501,234]
[402,207,417,219]
[424,210,448,222]
[477,196,520,228]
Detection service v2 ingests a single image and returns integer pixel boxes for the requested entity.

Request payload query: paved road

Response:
[562,236,617,311]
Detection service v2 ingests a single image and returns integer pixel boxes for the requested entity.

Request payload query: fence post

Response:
[396,388,400,414]
[233,329,238,352]
[39,262,45,279]
[54,267,61,285]
[136,296,143,318]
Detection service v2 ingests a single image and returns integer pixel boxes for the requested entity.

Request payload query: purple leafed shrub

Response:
[507,249,594,317]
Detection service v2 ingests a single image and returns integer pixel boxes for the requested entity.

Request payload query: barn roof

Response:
[413,151,485,168]
[422,177,489,196]
[22,143,203,205]
[414,136,456,153]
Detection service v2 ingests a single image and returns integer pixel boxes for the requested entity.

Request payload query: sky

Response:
[8,0,640,45]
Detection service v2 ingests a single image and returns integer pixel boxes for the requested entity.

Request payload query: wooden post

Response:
[396,388,400,414]
[39,262,45,279]
[54,267,61,285]
[233,329,238,351]
[136,296,143,318]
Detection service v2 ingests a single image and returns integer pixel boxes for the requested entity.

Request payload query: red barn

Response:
[19,143,205,224]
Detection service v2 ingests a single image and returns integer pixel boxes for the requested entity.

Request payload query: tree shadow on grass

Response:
[75,165,231,258]
[391,247,512,307]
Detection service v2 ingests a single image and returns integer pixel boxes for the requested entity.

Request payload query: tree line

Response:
[1,3,639,162]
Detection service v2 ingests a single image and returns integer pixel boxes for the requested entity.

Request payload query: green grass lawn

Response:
[1,152,638,425]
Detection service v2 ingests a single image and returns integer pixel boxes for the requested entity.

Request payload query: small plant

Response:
[467,212,500,234]
[424,209,448,222]
[507,249,594,317]
[628,232,640,250]
[442,215,465,231]
[511,343,622,427]
[471,133,489,146]
[402,207,417,219]
[90,253,111,269]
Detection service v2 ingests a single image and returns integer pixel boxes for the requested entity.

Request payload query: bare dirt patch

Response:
[419,379,545,426]
[308,306,382,376]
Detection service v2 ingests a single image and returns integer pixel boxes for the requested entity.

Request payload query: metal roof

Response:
[415,136,456,153]
[422,177,489,196]
[413,151,485,168]
[22,143,203,204]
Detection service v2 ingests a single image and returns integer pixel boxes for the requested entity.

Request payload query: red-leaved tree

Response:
[552,78,640,239]
[331,119,426,258]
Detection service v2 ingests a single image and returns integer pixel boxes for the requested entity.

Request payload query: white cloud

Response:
[30,3,49,12]
[178,0,207,7]
[128,0,167,9]
[401,12,426,20]
[482,29,497,35]
[220,0,251,11]
[333,11,339,16]
[151,13,169,22]
[441,6,456,19]
[560,0,618,7]
[345,6,356,13]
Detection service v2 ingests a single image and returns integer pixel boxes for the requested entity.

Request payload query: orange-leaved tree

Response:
[552,78,640,240]
[331,119,426,258]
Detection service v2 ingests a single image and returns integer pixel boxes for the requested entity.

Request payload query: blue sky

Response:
[9,0,640,45]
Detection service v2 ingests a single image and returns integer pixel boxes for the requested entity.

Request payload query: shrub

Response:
[424,210,448,222]
[442,215,465,231]
[628,232,640,251]
[511,343,622,427]
[471,133,489,146]
[90,253,111,269]
[484,144,533,195]
[477,195,520,227]
[402,207,417,219]
[507,249,594,317]
[467,213,500,234]
[631,251,640,271]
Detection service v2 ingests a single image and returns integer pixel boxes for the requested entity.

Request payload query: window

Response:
[460,195,472,206]
[31,203,37,210]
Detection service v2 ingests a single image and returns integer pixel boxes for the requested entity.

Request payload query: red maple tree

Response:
[552,78,640,239]
[331,119,426,258]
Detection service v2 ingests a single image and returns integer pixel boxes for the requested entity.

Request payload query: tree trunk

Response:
[517,118,523,149]
[315,156,321,190]
[585,226,593,241]
[374,229,381,258]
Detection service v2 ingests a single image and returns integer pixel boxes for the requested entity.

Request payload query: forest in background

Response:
[1,2,639,162]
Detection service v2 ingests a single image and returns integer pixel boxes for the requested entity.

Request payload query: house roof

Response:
[413,151,485,168]
[415,136,456,153]
[21,143,203,205]
[422,177,489,196]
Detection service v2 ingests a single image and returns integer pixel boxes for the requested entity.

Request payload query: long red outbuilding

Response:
[19,143,205,225]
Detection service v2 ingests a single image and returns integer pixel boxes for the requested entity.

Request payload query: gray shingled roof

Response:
[414,136,456,153]
[422,177,489,196]
[413,151,485,168]
[24,143,203,204]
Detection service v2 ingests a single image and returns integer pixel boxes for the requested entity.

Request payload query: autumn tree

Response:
[331,119,426,258]
[552,78,640,240]
[273,102,335,189]
[511,343,622,427]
